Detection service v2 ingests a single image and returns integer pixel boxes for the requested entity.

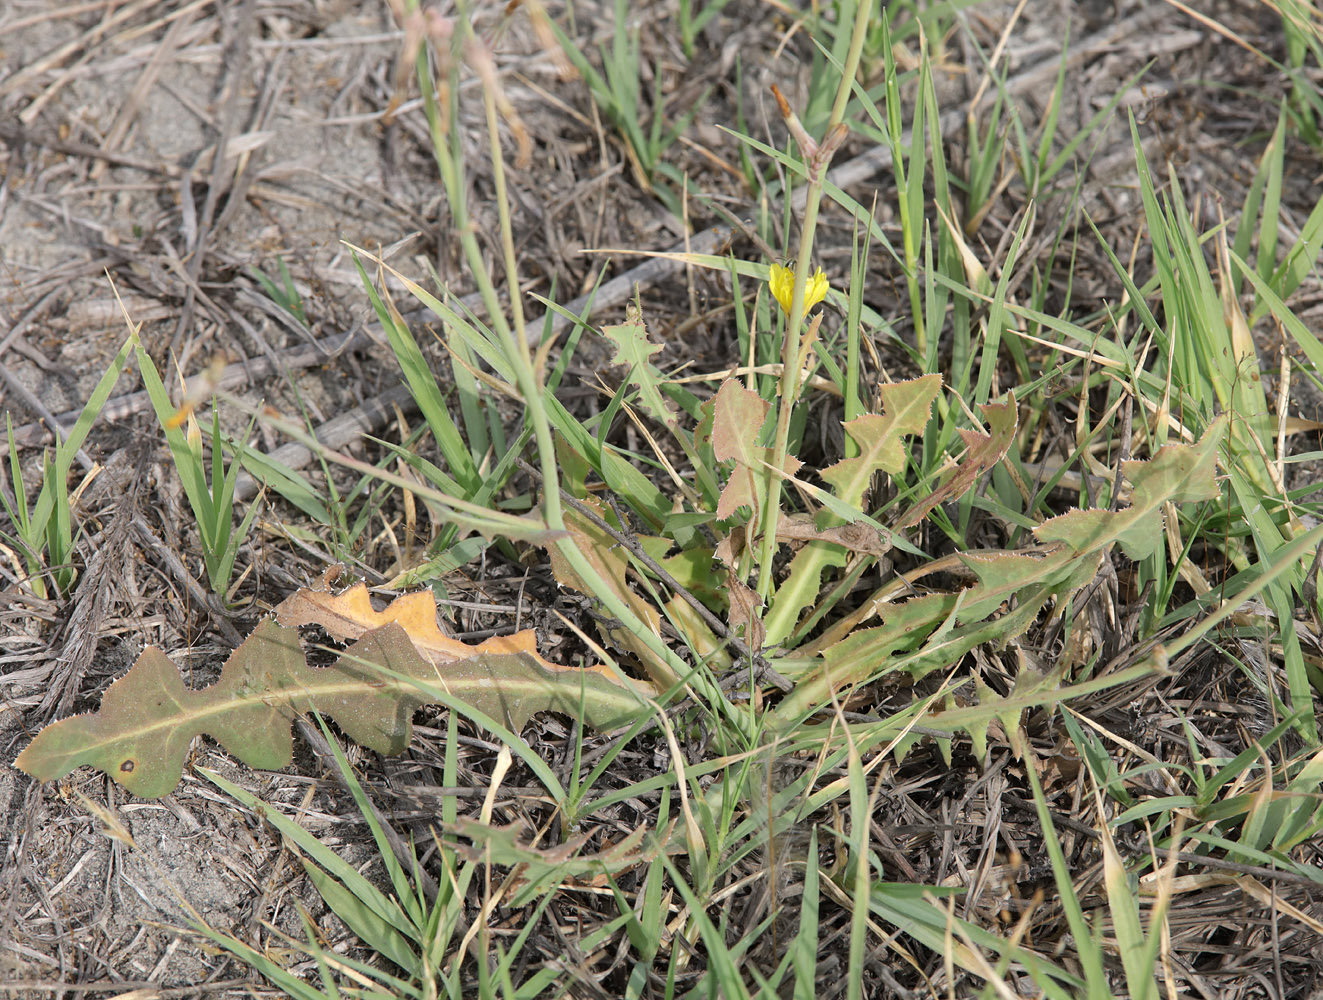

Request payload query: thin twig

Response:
[294,717,439,904]
[1,328,373,454]
[231,383,417,502]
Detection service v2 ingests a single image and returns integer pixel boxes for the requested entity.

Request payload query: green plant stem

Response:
[479,66,552,523]
[757,191,825,607]
[757,0,872,603]
[428,14,750,744]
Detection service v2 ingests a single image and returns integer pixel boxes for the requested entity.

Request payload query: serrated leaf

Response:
[782,439,1197,723]
[709,379,774,522]
[780,400,1221,738]
[763,541,847,649]
[274,578,628,682]
[16,587,648,798]
[759,381,937,647]
[895,393,1018,531]
[958,418,1225,620]
[956,548,1086,622]
[776,594,955,722]
[934,665,1059,763]
[1033,418,1224,560]
[725,570,765,653]
[820,374,940,510]
[920,657,1159,760]
[774,513,892,554]
[601,301,680,431]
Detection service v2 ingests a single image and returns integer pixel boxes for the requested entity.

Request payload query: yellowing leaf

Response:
[16,585,649,798]
[274,579,622,683]
[547,497,676,687]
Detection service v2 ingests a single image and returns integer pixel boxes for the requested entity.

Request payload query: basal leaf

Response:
[709,378,774,522]
[759,381,939,648]
[820,374,940,511]
[1034,417,1224,560]
[956,548,1084,622]
[16,621,305,798]
[546,497,674,685]
[784,421,1224,725]
[725,570,766,653]
[763,541,848,650]
[774,513,892,554]
[274,577,623,683]
[776,594,955,722]
[957,418,1225,620]
[16,585,649,798]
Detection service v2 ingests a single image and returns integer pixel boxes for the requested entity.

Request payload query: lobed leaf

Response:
[16,584,649,798]
[709,378,790,523]
[894,393,1018,531]
[783,419,1225,723]
[820,374,940,511]
[601,301,681,431]
[1033,417,1224,560]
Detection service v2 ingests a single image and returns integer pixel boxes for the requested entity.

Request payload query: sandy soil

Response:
[2,1,1321,996]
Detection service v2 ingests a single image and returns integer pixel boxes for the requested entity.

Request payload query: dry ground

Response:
[1,1,1322,997]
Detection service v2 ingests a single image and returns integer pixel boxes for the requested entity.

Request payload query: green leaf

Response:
[17,587,648,798]
[601,301,681,431]
[820,375,940,510]
[1034,417,1224,560]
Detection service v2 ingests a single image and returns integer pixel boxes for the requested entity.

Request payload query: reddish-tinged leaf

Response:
[775,513,892,555]
[710,379,769,463]
[725,571,766,654]
[710,379,773,522]
[895,393,1018,531]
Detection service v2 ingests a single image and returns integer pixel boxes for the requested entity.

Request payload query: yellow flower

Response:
[769,263,829,315]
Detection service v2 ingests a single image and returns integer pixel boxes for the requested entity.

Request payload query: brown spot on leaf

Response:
[120,759,135,773]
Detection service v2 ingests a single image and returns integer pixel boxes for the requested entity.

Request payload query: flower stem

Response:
[756,0,874,604]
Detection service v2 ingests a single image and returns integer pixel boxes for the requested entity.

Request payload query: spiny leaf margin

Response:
[16,587,649,798]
